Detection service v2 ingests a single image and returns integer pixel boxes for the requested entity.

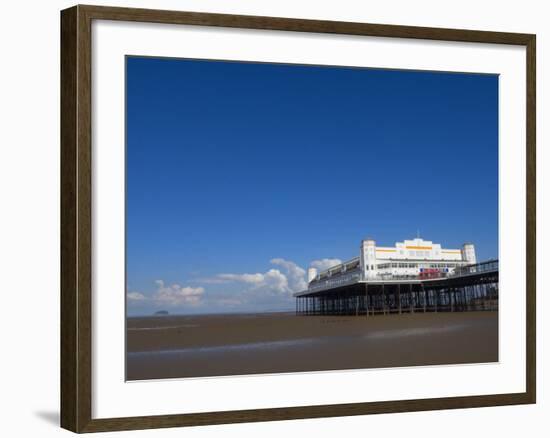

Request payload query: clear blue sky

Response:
[126,56,498,316]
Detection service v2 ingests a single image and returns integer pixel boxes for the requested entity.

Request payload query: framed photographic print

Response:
[60,4,536,433]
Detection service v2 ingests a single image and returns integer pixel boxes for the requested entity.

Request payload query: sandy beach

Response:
[126,311,498,380]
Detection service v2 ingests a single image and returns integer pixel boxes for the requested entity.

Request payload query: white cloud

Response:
[211,258,322,297]
[209,257,312,296]
[217,273,266,285]
[211,258,312,295]
[215,268,290,294]
[127,291,146,301]
[270,258,308,292]
[152,280,204,307]
[310,258,342,272]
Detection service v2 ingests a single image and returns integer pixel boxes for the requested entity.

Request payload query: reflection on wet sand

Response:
[126,311,498,380]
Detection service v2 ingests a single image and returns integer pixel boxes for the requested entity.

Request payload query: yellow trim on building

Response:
[405,245,432,250]
[442,250,461,254]
[376,249,396,252]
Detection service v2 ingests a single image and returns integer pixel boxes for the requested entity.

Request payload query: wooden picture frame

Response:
[61,4,536,433]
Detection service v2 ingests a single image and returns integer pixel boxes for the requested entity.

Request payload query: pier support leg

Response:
[420,283,428,313]
[409,283,416,313]
[398,284,402,314]
[449,287,456,312]
[365,284,369,317]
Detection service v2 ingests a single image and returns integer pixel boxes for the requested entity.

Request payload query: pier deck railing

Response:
[298,259,498,296]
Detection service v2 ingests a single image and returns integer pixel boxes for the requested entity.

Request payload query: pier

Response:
[294,259,498,316]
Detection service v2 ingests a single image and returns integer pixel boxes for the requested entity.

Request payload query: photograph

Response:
[125,56,499,381]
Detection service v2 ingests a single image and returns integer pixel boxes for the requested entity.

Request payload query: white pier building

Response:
[297,237,497,316]
[307,237,476,288]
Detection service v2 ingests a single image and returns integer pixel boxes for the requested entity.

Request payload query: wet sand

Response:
[126,311,498,380]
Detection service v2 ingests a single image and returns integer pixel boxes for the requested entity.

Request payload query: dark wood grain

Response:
[82,393,533,433]
[525,34,536,404]
[60,5,78,432]
[79,4,534,45]
[60,4,536,433]
[61,5,93,432]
